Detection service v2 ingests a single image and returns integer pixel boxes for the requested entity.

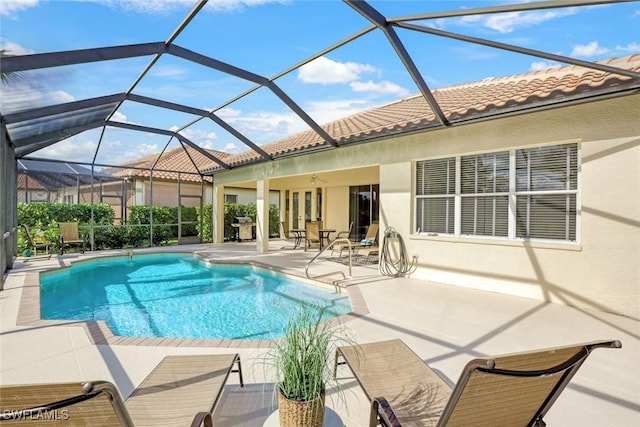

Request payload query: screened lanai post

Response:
[213,184,225,243]
[6,140,18,274]
[256,179,270,252]
[149,170,154,246]
[177,172,182,244]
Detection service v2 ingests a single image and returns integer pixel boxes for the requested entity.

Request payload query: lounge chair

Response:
[58,222,86,254]
[20,224,51,258]
[332,221,354,242]
[0,353,244,426]
[331,222,379,258]
[335,339,621,427]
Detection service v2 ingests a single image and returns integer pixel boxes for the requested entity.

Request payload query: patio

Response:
[1,242,638,426]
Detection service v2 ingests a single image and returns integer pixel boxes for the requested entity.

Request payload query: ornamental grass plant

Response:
[268,304,358,426]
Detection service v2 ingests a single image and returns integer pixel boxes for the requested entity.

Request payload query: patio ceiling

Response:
[1,0,639,177]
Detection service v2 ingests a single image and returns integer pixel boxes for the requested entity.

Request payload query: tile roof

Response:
[109,146,228,182]
[17,174,47,190]
[205,54,640,173]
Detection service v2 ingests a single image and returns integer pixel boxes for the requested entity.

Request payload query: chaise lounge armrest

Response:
[191,411,213,427]
[371,397,401,427]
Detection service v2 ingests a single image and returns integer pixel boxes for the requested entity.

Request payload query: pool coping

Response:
[16,252,369,348]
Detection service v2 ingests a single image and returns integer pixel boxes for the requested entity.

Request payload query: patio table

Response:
[289,229,305,249]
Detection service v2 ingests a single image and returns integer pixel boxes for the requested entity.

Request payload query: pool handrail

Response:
[305,238,353,292]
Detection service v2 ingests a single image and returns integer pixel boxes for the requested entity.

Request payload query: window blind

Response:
[416,158,455,234]
[414,143,578,242]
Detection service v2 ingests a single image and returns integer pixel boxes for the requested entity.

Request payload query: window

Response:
[415,143,578,242]
[460,151,509,237]
[415,158,455,234]
[515,144,577,241]
[224,194,238,203]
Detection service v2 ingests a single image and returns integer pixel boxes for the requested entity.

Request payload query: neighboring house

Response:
[104,146,279,222]
[17,173,52,203]
[18,159,117,204]
[209,55,640,319]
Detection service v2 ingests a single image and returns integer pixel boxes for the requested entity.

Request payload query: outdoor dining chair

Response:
[304,220,322,251]
[20,224,51,258]
[58,222,86,255]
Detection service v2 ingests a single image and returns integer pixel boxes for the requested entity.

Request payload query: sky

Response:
[1,0,639,168]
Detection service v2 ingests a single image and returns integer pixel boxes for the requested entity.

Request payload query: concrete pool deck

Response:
[1,242,639,426]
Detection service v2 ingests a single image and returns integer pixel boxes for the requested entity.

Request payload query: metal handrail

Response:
[305,238,353,291]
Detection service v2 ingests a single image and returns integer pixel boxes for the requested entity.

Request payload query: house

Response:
[17,159,117,204]
[207,55,640,319]
[103,146,279,222]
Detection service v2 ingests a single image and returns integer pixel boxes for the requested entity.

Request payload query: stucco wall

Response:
[378,95,640,319]
[214,95,639,318]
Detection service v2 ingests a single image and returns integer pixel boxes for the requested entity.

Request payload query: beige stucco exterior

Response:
[212,94,640,319]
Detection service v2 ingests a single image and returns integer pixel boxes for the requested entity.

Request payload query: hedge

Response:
[17,201,281,253]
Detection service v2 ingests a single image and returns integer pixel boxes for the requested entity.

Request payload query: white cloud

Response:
[462,8,577,34]
[222,142,239,153]
[0,0,38,17]
[202,98,380,146]
[298,56,377,85]
[49,90,75,103]
[175,127,218,148]
[349,80,409,97]
[37,138,99,163]
[530,61,559,71]
[0,83,76,114]
[110,111,129,123]
[36,133,161,165]
[571,41,610,58]
[615,42,640,54]
[0,41,34,55]
[90,0,286,14]
[304,99,373,126]
[216,107,242,118]
[151,65,189,79]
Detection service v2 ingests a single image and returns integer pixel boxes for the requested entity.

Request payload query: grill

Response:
[231,216,255,241]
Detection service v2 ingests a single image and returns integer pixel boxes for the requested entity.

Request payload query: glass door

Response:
[292,191,300,229]
[290,188,321,230]
[349,184,379,240]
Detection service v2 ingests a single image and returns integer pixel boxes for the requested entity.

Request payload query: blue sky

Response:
[1,0,639,167]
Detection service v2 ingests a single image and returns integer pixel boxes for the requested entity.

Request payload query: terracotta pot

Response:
[278,389,325,427]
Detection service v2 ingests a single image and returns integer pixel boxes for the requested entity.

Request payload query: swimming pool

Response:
[40,253,352,340]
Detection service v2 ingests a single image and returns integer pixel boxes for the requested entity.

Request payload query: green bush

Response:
[198,204,213,242]
[92,225,150,250]
[17,202,115,253]
[128,205,174,246]
[18,202,114,227]
[180,206,198,236]
[17,201,281,252]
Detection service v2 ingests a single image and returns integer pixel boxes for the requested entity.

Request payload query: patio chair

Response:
[58,222,85,255]
[331,222,379,258]
[332,221,354,242]
[20,224,51,258]
[0,353,244,426]
[304,220,322,251]
[335,338,621,427]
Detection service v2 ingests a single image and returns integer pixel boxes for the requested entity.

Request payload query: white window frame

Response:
[414,142,580,244]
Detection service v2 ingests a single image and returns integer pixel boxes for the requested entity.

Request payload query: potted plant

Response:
[270,304,356,427]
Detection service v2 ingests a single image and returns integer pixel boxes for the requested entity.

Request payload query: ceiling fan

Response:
[308,174,327,185]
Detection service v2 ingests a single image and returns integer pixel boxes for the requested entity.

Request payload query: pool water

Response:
[40,253,352,340]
